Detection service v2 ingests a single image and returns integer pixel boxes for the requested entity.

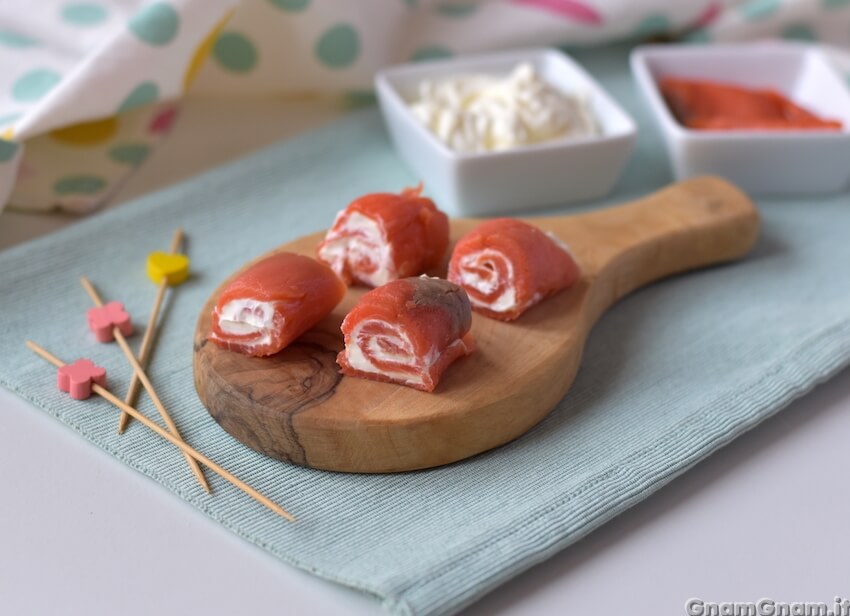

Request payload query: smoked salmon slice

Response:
[448,219,580,321]
[659,77,843,131]
[337,276,475,392]
[317,185,449,287]
[209,252,346,357]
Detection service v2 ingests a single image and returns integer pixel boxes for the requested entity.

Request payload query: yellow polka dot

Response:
[50,116,118,146]
[183,12,233,91]
[1,127,14,140]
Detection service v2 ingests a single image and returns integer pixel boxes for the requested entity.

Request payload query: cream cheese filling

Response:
[458,248,518,313]
[319,211,395,287]
[345,319,440,387]
[215,299,279,349]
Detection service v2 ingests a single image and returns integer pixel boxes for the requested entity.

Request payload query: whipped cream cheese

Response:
[409,62,597,153]
[458,249,518,313]
[345,319,432,388]
[318,211,395,287]
[214,299,278,348]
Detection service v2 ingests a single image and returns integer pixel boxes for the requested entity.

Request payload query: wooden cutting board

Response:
[193,176,759,473]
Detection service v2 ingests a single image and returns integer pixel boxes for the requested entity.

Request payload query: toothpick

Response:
[26,341,294,522]
[118,229,183,434]
[80,276,210,494]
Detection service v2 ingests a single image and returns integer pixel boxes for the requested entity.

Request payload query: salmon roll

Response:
[337,276,475,392]
[317,185,449,287]
[448,219,580,321]
[209,252,346,357]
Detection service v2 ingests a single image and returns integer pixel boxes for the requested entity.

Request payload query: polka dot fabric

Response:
[695,0,850,45]
[61,3,110,27]
[0,0,847,213]
[213,32,258,73]
[0,0,238,212]
[128,2,180,46]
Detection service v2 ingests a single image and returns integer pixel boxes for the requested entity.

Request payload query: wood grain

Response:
[193,177,759,473]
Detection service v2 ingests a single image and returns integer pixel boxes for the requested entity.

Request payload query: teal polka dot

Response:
[0,112,22,127]
[684,29,712,44]
[822,0,850,8]
[0,140,19,163]
[12,69,61,102]
[129,2,179,46]
[633,14,672,39]
[268,0,309,11]
[343,90,376,108]
[109,143,150,165]
[739,0,780,21]
[118,82,159,112]
[436,3,478,17]
[315,24,359,69]
[61,3,108,26]
[411,45,453,62]
[0,30,38,47]
[54,175,107,195]
[782,23,818,41]
[213,32,258,73]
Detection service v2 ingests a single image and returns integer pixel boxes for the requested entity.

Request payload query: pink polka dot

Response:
[512,0,602,25]
[695,1,721,28]
[148,105,179,135]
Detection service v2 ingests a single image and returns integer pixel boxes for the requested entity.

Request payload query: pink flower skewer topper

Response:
[57,359,107,400]
[87,301,133,342]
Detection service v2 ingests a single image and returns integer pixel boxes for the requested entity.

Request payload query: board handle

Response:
[548,176,760,324]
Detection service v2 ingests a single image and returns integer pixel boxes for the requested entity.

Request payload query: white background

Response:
[1,99,848,616]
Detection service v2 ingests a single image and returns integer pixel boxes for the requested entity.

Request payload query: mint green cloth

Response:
[1,47,849,616]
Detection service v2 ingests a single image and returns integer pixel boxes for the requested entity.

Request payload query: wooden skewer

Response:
[80,275,211,494]
[118,229,183,434]
[26,341,294,522]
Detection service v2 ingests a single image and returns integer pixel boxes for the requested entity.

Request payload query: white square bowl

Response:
[631,42,850,195]
[375,48,636,217]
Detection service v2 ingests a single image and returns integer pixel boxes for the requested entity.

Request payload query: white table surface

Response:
[1,98,848,616]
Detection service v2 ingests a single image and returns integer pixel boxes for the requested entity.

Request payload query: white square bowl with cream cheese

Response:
[375,48,637,217]
[631,42,850,195]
